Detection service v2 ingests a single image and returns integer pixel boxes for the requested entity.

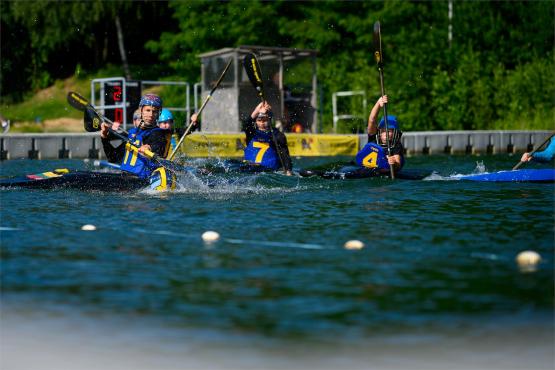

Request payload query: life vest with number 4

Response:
[244,130,279,170]
[355,142,404,170]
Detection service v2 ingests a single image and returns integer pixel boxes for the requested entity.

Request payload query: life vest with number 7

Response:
[244,130,279,170]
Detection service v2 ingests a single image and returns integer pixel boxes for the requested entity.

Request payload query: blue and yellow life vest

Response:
[355,142,404,170]
[244,129,279,170]
[120,127,166,178]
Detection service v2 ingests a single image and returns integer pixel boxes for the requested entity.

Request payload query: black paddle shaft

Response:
[242,52,287,173]
[373,21,395,179]
[169,58,233,160]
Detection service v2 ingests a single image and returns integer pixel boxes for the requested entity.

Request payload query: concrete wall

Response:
[0,133,104,160]
[0,130,551,160]
[362,130,551,156]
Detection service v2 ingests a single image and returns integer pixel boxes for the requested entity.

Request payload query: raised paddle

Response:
[168,58,233,160]
[67,91,181,173]
[242,52,287,173]
[512,131,555,170]
[373,20,395,179]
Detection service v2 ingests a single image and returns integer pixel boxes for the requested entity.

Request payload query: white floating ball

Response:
[344,240,364,250]
[202,231,220,243]
[81,224,97,231]
[516,250,541,270]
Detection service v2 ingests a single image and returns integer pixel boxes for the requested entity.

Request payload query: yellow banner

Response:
[285,134,359,156]
[179,134,359,158]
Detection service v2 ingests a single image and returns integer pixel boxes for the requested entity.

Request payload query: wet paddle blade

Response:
[373,21,384,67]
[243,52,265,101]
[67,91,91,112]
[84,107,103,132]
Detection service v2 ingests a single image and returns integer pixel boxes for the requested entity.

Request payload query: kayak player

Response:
[298,96,405,179]
[158,108,174,131]
[131,108,144,128]
[158,108,178,157]
[99,94,174,186]
[355,95,404,175]
[158,108,200,159]
[243,101,293,175]
[520,136,555,163]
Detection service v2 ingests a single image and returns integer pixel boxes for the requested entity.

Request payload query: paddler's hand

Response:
[191,113,199,126]
[520,152,532,162]
[285,170,293,176]
[251,102,272,119]
[100,122,110,139]
[138,144,152,155]
[112,121,123,133]
[386,155,401,170]
[251,102,265,119]
[378,95,388,108]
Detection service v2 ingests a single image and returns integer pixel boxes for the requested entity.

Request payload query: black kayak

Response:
[0,169,149,191]
[298,165,432,180]
[198,159,279,174]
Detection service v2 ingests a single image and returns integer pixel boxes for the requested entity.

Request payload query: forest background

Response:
[1,0,553,133]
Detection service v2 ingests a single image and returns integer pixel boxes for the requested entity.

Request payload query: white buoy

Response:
[202,231,220,243]
[344,240,364,250]
[516,250,541,271]
[81,224,97,231]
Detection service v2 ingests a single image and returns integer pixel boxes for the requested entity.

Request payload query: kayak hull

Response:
[459,169,555,183]
[299,165,432,180]
[0,170,149,191]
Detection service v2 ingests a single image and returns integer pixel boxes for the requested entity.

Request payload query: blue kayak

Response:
[459,169,554,183]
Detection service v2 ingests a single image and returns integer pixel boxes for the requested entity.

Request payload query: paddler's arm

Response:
[368,95,388,136]
[100,122,125,163]
[275,131,293,176]
[244,101,270,141]
[100,121,127,139]
[243,116,256,144]
[521,138,555,163]
[142,129,170,157]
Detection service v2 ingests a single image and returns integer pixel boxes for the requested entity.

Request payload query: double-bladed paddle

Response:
[168,58,233,160]
[242,52,287,173]
[373,21,395,179]
[67,91,181,173]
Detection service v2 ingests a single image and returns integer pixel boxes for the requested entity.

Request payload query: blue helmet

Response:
[376,115,402,147]
[158,108,173,123]
[139,94,163,108]
[378,115,400,130]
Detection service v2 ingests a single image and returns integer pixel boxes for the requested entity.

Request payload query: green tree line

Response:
[1,0,553,131]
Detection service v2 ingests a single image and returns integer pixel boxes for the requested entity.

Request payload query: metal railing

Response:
[90,78,191,130]
[332,90,367,133]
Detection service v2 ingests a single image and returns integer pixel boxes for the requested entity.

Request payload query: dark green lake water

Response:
[1,155,553,369]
